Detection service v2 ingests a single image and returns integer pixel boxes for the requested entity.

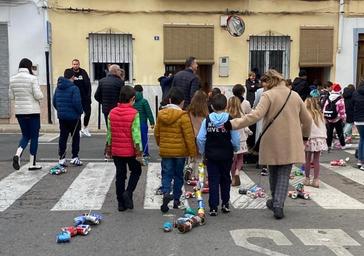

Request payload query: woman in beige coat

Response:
[225,70,312,219]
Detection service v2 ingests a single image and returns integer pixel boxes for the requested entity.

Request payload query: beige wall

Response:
[49,0,339,86]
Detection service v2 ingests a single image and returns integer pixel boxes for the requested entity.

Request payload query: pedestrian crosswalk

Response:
[0,149,363,213]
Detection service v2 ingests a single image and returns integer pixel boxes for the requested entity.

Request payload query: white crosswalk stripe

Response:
[51,162,115,211]
[321,163,364,186]
[0,162,53,212]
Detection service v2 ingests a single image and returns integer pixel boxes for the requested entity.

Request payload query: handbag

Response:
[250,90,292,155]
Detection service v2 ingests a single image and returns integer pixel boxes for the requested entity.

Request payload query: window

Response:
[89,33,133,82]
[249,36,291,78]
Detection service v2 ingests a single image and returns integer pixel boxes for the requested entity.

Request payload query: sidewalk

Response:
[0,124,106,133]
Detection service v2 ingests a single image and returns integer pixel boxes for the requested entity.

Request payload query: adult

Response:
[245,71,260,107]
[225,69,312,219]
[171,56,200,109]
[64,59,92,137]
[352,81,364,170]
[292,69,310,101]
[343,84,355,142]
[9,58,43,170]
[94,64,124,126]
[158,72,173,100]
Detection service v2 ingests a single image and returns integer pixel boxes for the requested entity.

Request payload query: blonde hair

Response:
[187,90,209,118]
[227,96,243,118]
[305,97,324,126]
[260,69,284,90]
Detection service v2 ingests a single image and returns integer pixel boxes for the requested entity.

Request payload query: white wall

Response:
[335,17,364,87]
[0,0,48,85]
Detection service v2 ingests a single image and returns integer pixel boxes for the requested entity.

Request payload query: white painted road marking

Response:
[230,171,267,209]
[38,133,59,142]
[51,162,115,211]
[230,229,292,256]
[321,163,364,186]
[0,163,52,212]
[291,166,364,209]
[291,229,360,256]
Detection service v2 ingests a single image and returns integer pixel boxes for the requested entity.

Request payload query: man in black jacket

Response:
[94,64,124,127]
[352,81,364,170]
[171,56,200,109]
[292,70,310,101]
[64,59,92,137]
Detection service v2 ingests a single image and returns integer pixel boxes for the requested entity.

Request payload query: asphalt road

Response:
[0,133,364,256]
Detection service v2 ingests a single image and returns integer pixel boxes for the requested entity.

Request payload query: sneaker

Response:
[12,155,20,170]
[357,162,363,168]
[173,200,181,209]
[160,193,173,213]
[221,204,230,213]
[209,208,218,216]
[266,199,273,211]
[70,157,83,166]
[260,168,269,176]
[312,178,320,188]
[273,207,284,219]
[327,147,332,153]
[122,191,133,209]
[81,128,91,137]
[59,158,67,167]
[360,166,364,171]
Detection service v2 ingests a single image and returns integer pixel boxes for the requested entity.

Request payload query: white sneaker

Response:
[70,157,83,166]
[59,158,67,167]
[360,166,364,171]
[81,128,91,137]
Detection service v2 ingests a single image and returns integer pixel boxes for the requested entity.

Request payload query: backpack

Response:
[323,97,341,120]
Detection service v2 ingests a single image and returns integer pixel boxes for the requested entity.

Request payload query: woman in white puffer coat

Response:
[9,58,43,170]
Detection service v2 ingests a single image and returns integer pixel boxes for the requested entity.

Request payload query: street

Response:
[0,133,364,256]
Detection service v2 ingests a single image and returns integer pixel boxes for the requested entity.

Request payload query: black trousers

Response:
[82,104,91,127]
[326,120,345,148]
[113,156,142,203]
[58,119,81,159]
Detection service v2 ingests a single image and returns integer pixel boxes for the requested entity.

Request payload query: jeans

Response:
[58,119,81,159]
[113,156,142,203]
[161,158,186,201]
[343,123,353,138]
[82,103,91,127]
[207,158,233,209]
[140,122,149,156]
[16,114,40,155]
[357,125,364,162]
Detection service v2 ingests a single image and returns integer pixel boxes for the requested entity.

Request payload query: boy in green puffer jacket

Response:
[133,85,155,158]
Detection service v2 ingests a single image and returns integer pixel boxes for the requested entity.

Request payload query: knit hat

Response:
[309,89,320,98]
[331,83,342,93]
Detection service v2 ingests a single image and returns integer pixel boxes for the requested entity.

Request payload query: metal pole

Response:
[155,95,159,119]
[45,51,52,124]
[98,102,101,129]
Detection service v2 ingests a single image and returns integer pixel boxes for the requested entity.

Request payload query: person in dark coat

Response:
[343,84,355,142]
[171,56,200,109]
[94,64,124,127]
[64,59,92,137]
[53,69,84,167]
[292,69,310,101]
[245,71,260,107]
[352,81,364,170]
[158,72,174,100]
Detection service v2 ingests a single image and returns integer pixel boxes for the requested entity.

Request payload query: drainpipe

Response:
[337,0,345,54]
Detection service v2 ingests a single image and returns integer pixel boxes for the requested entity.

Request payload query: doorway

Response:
[302,67,331,85]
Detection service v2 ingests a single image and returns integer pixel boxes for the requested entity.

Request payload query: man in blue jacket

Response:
[53,69,84,166]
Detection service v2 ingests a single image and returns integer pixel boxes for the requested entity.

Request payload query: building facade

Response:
[0,0,51,124]
[42,0,348,126]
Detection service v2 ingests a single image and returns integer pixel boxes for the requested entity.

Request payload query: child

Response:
[154,87,197,213]
[53,69,84,167]
[133,84,155,158]
[323,83,346,151]
[304,89,328,188]
[227,96,252,186]
[208,87,221,113]
[106,85,143,211]
[197,94,240,216]
[187,90,209,179]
